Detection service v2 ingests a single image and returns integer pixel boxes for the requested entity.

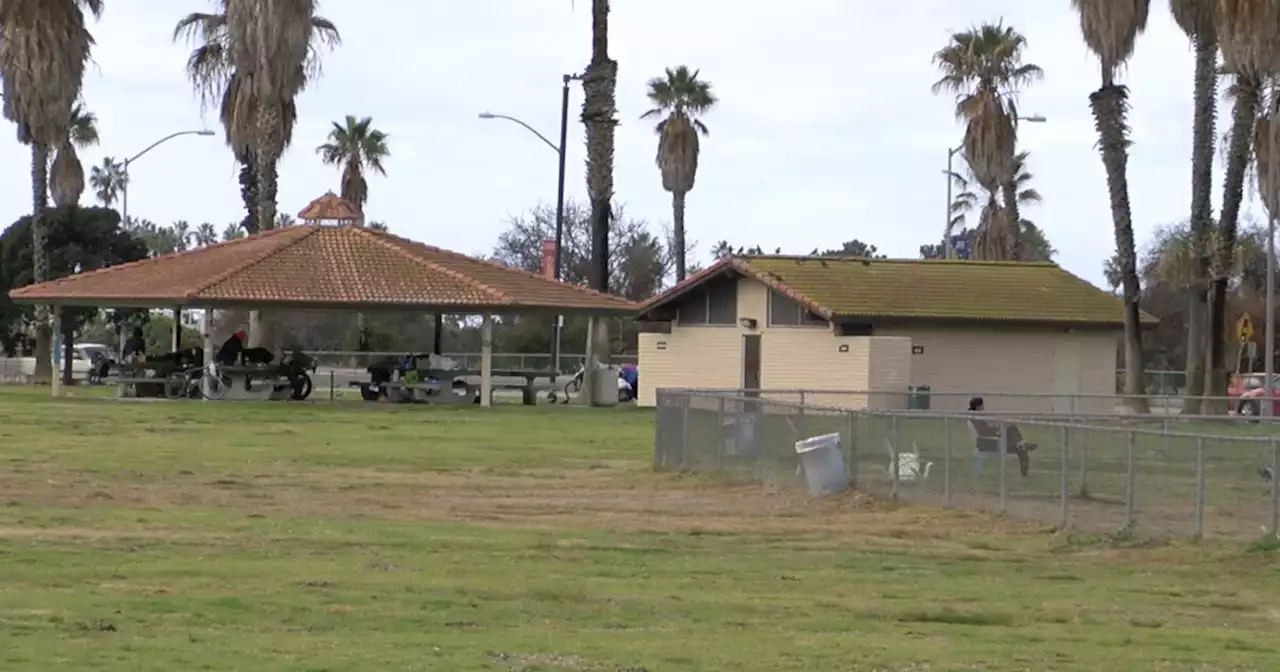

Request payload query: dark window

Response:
[676,288,708,324]
[706,277,737,325]
[838,322,873,336]
[769,289,827,327]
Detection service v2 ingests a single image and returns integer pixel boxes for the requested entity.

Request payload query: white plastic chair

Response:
[882,438,932,482]
[967,419,1020,479]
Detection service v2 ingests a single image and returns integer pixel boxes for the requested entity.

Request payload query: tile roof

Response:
[8,225,637,313]
[297,191,361,222]
[640,255,1156,326]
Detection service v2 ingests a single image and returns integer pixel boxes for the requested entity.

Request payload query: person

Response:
[967,396,1036,477]
[216,329,247,366]
[121,327,146,362]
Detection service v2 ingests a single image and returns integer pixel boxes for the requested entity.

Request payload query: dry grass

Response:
[0,387,1277,671]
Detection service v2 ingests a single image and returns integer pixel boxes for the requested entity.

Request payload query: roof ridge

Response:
[363,227,634,307]
[10,225,301,296]
[353,227,512,304]
[739,254,1057,267]
[735,258,833,318]
[189,226,316,298]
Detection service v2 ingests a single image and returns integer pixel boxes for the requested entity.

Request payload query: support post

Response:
[480,315,493,407]
[201,308,214,400]
[171,306,182,352]
[50,308,62,397]
[433,314,443,356]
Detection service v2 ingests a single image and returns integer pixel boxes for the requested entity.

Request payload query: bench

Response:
[350,370,541,406]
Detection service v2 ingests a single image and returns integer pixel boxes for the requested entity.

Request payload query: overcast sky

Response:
[0,0,1261,289]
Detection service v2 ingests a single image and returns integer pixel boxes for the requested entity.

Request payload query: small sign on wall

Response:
[911,344,924,355]
[837,344,849,353]
[656,341,667,351]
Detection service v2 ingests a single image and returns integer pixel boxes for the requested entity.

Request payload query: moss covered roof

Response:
[643,256,1155,326]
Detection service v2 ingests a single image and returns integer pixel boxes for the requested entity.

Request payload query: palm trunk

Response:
[1000,175,1021,260]
[30,143,53,384]
[1182,36,1218,415]
[673,190,687,281]
[238,153,259,234]
[250,104,285,350]
[61,318,75,386]
[1205,75,1259,414]
[582,0,617,294]
[1089,84,1149,414]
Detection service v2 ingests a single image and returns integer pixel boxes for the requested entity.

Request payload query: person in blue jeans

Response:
[968,396,1036,476]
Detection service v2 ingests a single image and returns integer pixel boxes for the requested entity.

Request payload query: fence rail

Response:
[656,389,1280,540]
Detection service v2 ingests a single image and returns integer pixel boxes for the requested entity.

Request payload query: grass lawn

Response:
[1,387,1278,671]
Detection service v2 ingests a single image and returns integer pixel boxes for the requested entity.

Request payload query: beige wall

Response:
[875,326,1118,413]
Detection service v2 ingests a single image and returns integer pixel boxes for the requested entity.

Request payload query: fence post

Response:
[1195,436,1205,541]
[329,370,335,402]
[846,410,858,486]
[1059,425,1069,531]
[1077,427,1090,499]
[799,389,807,407]
[679,395,690,470]
[943,415,952,507]
[998,419,1007,514]
[1125,431,1136,529]
[1271,436,1279,537]
[890,414,900,500]
[715,396,726,470]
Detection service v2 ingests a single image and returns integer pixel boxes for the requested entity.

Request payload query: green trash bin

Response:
[907,385,932,410]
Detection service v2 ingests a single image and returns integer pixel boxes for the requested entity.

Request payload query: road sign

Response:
[1237,313,1255,343]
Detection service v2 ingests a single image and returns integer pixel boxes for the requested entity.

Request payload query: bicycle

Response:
[164,362,228,401]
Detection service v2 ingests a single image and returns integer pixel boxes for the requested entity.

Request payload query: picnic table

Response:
[350,369,542,405]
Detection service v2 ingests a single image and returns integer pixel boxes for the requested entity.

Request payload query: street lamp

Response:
[120,129,216,226]
[942,115,1047,259]
[478,73,583,383]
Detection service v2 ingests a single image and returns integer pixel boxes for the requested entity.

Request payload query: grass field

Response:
[1,387,1279,671]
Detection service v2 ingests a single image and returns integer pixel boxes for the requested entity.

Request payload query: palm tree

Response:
[171,221,192,252]
[1070,0,1151,413]
[193,222,219,247]
[1207,2,1279,413]
[221,222,246,242]
[1167,0,1219,414]
[932,22,1042,260]
[581,0,617,294]
[49,102,99,207]
[174,2,339,234]
[316,115,389,216]
[950,151,1043,254]
[89,157,128,207]
[639,66,716,282]
[0,0,103,382]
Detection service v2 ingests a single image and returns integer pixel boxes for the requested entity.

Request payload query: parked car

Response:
[1227,373,1280,416]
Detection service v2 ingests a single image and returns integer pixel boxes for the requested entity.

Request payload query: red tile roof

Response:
[8,225,637,313]
[297,191,361,222]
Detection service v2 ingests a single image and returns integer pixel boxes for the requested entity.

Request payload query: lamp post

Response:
[120,129,216,226]
[942,115,1047,259]
[478,73,582,383]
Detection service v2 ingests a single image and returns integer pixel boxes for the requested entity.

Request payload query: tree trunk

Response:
[1088,84,1149,413]
[61,318,75,386]
[1000,174,1022,260]
[1205,75,1259,414]
[250,104,286,350]
[238,153,259,234]
[30,143,53,384]
[673,190,687,281]
[1182,35,1219,415]
[582,0,617,295]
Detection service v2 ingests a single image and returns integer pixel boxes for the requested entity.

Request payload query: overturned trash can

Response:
[794,433,849,497]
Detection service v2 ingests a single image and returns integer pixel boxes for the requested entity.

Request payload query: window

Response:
[677,278,737,326]
[837,322,873,336]
[768,289,827,327]
[676,289,708,324]
[706,278,737,324]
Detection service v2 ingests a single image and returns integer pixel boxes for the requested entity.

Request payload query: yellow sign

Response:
[1237,313,1255,343]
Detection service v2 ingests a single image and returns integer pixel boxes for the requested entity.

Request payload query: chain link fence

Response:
[655,389,1280,540]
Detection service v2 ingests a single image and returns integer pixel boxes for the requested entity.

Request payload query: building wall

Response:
[638,278,911,410]
[875,326,1118,413]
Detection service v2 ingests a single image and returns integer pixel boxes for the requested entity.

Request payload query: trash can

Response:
[794,433,849,497]
[907,385,932,410]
